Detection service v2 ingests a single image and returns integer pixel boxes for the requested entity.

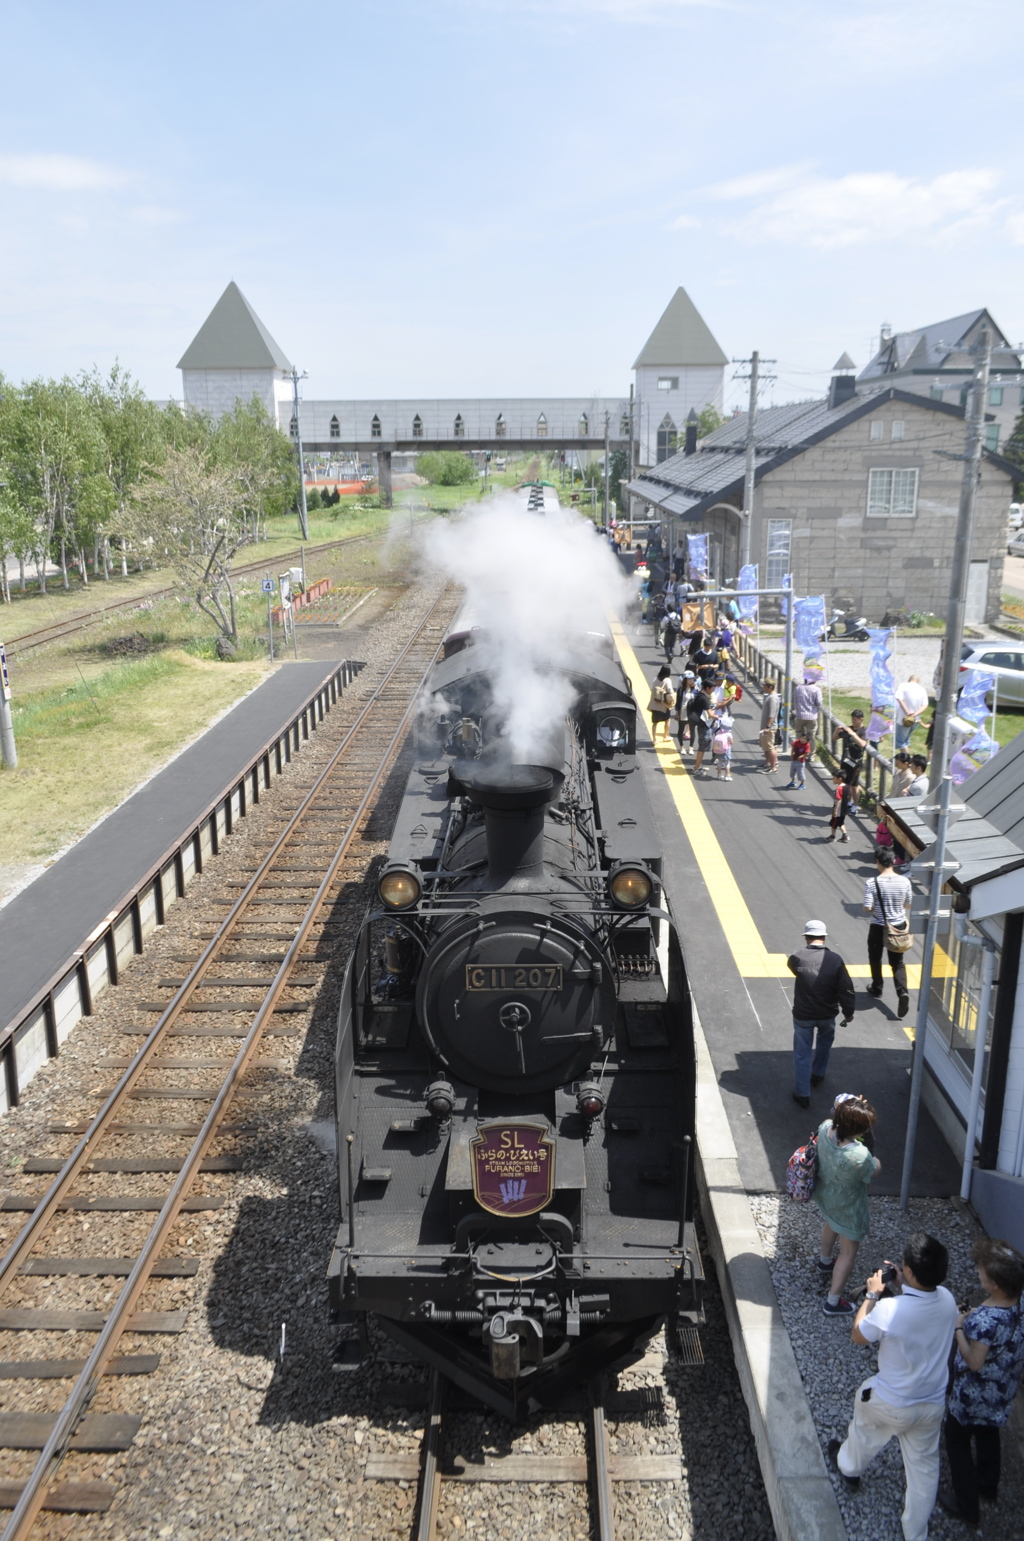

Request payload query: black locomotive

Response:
[328,608,703,1417]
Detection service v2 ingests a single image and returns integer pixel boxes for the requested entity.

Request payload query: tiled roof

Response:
[857,309,1019,382]
[178,282,292,371]
[633,287,728,369]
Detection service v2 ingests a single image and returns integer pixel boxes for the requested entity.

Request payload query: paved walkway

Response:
[0,660,343,1035]
[616,621,960,1197]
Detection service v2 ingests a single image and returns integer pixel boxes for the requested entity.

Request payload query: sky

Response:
[2,0,1024,411]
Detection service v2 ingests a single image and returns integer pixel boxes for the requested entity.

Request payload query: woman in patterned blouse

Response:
[941,1237,1024,1525]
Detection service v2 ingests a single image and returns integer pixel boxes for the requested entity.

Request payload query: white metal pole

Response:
[741,352,759,567]
[0,640,16,769]
[961,938,997,1200]
[890,626,898,776]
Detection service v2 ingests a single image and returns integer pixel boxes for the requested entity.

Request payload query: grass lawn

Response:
[0,515,427,895]
[0,650,267,870]
[823,689,1024,755]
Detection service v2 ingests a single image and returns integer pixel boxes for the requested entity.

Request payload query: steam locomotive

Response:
[328,579,703,1418]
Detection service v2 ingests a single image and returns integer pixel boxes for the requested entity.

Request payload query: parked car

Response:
[1008,530,1024,558]
[958,639,1024,707]
[1009,503,1024,530]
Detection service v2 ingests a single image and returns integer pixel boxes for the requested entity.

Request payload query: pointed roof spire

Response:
[177,282,292,371]
[833,352,856,372]
[633,287,727,369]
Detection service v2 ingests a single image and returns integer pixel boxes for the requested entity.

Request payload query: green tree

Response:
[129,445,248,644]
[697,405,725,438]
[212,396,298,540]
[608,447,629,510]
[84,364,166,577]
[417,450,478,486]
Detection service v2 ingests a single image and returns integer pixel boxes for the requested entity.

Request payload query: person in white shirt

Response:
[895,675,929,751]
[863,848,913,1016]
[828,1233,958,1541]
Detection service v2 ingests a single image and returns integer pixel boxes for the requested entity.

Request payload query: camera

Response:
[880,1264,899,1286]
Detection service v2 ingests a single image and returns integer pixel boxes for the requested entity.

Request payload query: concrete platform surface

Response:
[616,623,960,1199]
[0,660,342,1031]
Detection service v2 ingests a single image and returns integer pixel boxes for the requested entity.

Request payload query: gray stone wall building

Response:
[628,381,1015,624]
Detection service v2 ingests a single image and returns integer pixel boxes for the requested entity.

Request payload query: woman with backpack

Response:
[648,666,675,742]
[814,1096,880,1318]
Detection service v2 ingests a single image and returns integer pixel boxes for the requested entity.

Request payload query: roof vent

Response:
[827,374,857,410]
[833,352,856,372]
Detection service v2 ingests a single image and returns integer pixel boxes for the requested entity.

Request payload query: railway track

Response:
[3,526,408,658]
[0,585,459,1538]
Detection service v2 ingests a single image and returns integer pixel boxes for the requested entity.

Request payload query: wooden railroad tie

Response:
[0,1355,159,1380]
[0,1309,186,1333]
[119,1025,299,1037]
[22,1158,242,1175]
[1,1196,224,1212]
[0,1412,140,1452]
[155,977,318,988]
[137,1002,308,1014]
[97,1056,292,1069]
[19,1257,198,1276]
[364,1453,683,1483]
[0,1481,114,1514]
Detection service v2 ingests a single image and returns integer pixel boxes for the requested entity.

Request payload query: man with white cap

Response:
[787,919,855,1108]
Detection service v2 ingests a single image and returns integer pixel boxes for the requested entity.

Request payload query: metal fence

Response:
[0,659,365,1115]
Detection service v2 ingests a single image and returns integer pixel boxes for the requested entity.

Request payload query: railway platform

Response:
[0,660,344,1060]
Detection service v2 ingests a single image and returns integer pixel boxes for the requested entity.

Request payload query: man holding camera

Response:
[828,1233,957,1541]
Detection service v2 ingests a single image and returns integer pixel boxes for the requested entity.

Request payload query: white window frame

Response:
[657,376,679,391]
[869,420,883,441]
[867,467,919,518]
[891,420,905,441]
[989,386,1004,406]
[765,518,792,588]
[984,424,1000,451]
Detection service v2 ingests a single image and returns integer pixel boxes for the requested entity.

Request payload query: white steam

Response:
[421,495,634,761]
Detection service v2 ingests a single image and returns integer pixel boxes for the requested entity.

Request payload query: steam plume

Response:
[422,495,634,760]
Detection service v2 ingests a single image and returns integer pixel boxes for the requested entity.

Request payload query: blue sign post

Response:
[263,577,276,662]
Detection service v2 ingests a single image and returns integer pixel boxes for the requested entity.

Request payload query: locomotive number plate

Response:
[465,965,563,992]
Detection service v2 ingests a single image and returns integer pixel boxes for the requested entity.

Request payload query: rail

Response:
[0,588,456,1538]
[0,659,365,1115]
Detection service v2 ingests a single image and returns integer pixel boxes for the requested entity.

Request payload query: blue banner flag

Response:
[951,726,998,784]
[686,532,709,583]
[958,668,995,726]
[867,628,895,740]
[737,563,758,623]
[794,595,826,682]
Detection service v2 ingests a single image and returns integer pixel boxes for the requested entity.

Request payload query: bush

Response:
[417,451,477,486]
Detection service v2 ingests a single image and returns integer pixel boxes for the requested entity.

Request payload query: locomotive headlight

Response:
[378,867,421,910]
[576,1082,606,1119]
[608,864,653,909]
[425,1079,455,1121]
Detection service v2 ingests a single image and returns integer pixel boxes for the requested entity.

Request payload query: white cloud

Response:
[1006,212,1024,245]
[695,166,1007,250]
[668,212,701,229]
[0,153,129,192]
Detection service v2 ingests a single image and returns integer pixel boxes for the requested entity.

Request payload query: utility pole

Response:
[0,640,16,769]
[289,368,310,541]
[732,353,776,567]
[603,412,610,523]
[899,327,992,1210]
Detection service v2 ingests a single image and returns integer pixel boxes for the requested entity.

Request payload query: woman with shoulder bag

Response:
[814,1096,880,1317]
[648,665,675,742]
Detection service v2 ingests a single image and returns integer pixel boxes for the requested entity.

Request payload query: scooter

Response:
[824,608,869,642]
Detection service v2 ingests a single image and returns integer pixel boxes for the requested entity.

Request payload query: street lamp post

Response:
[0,640,16,768]
[289,368,310,541]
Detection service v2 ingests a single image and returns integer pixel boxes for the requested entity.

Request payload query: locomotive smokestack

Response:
[455,746,564,891]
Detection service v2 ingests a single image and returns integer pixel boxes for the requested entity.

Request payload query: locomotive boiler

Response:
[328,599,703,1417]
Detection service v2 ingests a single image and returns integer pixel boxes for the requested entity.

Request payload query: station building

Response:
[891,743,1024,1250]
[627,373,1015,625]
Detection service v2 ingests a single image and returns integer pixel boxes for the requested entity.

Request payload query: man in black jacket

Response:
[788,919,855,1107]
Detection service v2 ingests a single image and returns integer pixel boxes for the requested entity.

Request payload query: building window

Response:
[536,414,548,438]
[579,413,589,437]
[960,386,970,407]
[656,415,677,463]
[867,467,919,517]
[891,420,905,441]
[930,915,997,1086]
[657,376,679,391]
[990,386,1004,406]
[371,415,381,439]
[454,414,464,438]
[329,415,340,440]
[412,414,423,438]
[869,421,883,441]
[930,387,944,401]
[765,519,792,589]
[985,424,1000,451]
[620,413,630,437]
